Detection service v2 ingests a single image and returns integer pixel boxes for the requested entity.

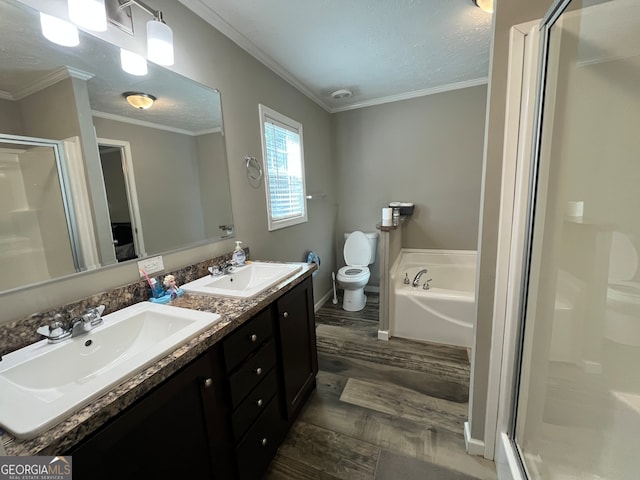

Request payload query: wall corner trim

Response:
[377,330,389,341]
[464,421,486,456]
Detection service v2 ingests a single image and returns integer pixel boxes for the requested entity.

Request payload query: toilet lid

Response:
[344,231,371,266]
[609,232,638,282]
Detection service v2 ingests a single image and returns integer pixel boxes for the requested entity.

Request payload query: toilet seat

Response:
[607,232,640,303]
[337,266,370,283]
[607,281,640,305]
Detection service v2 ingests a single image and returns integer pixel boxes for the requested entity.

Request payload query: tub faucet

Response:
[412,269,429,287]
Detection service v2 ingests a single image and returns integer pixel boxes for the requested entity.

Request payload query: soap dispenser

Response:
[232,241,246,266]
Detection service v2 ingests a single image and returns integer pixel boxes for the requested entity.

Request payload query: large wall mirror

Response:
[0,0,234,293]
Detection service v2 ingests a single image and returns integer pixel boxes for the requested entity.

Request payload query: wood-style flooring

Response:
[265,294,497,480]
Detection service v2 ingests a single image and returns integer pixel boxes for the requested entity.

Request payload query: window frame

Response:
[258,104,308,231]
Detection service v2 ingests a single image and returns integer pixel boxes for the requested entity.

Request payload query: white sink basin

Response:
[0,302,221,439]
[181,262,302,298]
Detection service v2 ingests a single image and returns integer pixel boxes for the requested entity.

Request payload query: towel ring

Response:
[245,156,263,182]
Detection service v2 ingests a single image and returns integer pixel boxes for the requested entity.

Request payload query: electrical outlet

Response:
[138,256,164,276]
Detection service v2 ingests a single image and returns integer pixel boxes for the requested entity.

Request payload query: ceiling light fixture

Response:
[331,89,353,100]
[474,0,494,13]
[125,0,175,66]
[124,92,157,109]
[68,0,107,32]
[40,12,79,47]
[120,48,148,76]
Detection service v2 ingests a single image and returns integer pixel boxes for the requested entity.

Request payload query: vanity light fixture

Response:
[40,12,79,47]
[120,48,148,76]
[473,0,494,13]
[123,0,174,66]
[68,0,107,32]
[124,92,157,109]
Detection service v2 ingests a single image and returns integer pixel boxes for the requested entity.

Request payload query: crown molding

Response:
[13,66,94,101]
[330,77,489,113]
[92,110,220,137]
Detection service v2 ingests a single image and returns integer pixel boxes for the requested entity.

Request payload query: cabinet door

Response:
[69,351,230,480]
[276,276,318,420]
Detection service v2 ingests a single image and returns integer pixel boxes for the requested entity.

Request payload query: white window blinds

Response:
[259,105,307,230]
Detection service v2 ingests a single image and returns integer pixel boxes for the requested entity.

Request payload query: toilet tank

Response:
[344,231,378,265]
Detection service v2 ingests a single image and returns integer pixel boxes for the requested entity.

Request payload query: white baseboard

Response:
[377,330,389,341]
[464,421,486,456]
[315,290,332,312]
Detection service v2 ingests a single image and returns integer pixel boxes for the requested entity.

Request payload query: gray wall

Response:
[333,85,487,283]
[0,98,23,134]
[470,0,554,443]
[2,0,335,323]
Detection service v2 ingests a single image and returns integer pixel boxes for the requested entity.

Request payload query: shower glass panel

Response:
[513,0,640,478]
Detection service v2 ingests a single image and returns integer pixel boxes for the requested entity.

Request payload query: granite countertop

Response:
[1,262,315,456]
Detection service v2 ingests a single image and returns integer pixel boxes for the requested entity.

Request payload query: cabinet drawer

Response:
[223,308,273,372]
[228,340,276,408]
[235,398,283,480]
[232,369,277,441]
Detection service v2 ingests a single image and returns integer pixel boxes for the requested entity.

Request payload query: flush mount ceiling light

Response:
[40,12,79,47]
[68,0,107,31]
[124,92,157,109]
[474,0,494,13]
[331,89,353,100]
[120,48,148,76]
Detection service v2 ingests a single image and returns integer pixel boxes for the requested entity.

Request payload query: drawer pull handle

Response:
[261,437,268,447]
[256,398,264,407]
[255,367,263,376]
[203,378,213,388]
[283,312,289,318]
[250,334,258,342]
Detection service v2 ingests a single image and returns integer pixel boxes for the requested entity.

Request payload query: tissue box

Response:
[389,202,414,216]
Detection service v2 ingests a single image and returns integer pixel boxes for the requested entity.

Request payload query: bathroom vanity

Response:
[1,264,317,480]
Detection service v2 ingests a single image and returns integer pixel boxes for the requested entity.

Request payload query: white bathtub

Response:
[390,249,477,348]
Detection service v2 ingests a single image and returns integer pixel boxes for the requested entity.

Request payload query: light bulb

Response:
[147,19,174,66]
[40,12,79,47]
[68,0,107,32]
[120,49,148,76]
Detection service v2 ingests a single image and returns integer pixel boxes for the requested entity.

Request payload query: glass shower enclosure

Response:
[509,0,640,478]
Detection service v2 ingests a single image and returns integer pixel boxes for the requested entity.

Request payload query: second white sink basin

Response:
[0,302,221,439]
[181,261,302,298]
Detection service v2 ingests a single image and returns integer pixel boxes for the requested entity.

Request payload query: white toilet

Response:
[606,231,640,346]
[337,231,378,312]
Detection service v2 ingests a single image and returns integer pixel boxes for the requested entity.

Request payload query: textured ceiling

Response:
[0,0,222,134]
[178,0,493,111]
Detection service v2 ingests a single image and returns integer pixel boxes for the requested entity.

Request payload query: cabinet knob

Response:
[261,437,268,447]
[203,378,213,388]
[255,367,263,376]
[256,398,263,407]
[283,312,289,318]
[250,333,258,342]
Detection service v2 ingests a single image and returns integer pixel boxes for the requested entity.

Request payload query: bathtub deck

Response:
[265,294,497,480]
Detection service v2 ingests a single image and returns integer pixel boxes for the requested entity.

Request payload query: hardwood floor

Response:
[265,294,497,480]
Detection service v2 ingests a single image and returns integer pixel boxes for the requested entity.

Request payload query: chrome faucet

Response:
[208,260,234,276]
[412,269,429,287]
[37,306,106,343]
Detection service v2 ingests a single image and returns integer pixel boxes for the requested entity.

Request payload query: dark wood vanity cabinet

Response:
[275,275,318,422]
[69,347,235,480]
[67,275,317,480]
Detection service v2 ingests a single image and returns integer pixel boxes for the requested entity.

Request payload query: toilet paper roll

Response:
[382,207,393,226]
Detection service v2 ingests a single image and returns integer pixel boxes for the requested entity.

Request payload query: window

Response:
[259,104,307,231]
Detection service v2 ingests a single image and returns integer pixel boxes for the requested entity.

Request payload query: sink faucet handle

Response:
[403,273,410,285]
[36,314,71,342]
[83,305,106,326]
[422,279,433,290]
